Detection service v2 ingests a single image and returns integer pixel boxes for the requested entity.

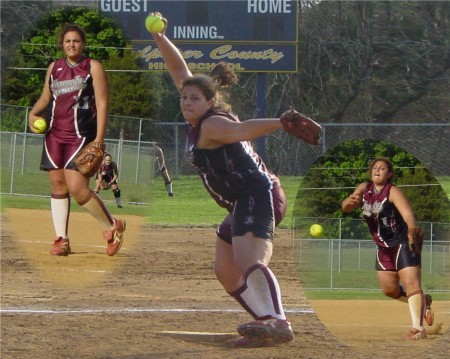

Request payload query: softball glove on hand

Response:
[74,142,105,177]
[280,109,323,146]
[408,227,424,254]
[100,181,111,190]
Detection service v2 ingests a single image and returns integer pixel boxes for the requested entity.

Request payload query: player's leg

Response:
[94,177,101,193]
[215,187,292,347]
[48,169,71,255]
[111,183,122,208]
[399,266,428,339]
[376,269,425,339]
[229,234,293,347]
[160,166,174,196]
[397,243,433,330]
[228,233,287,320]
[376,270,402,299]
[41,135,72,255]
[64,169,125,256]
[215,225,288,318]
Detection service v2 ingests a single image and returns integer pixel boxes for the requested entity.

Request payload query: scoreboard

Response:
[99,0,299,72]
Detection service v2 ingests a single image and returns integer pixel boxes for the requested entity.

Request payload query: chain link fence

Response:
[293,217,450,291]
[0,131,158,197]
[1,104,450,198]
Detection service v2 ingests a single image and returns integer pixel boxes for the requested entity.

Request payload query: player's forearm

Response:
[342,198,358,213]
[29,96,50,118]
[95,105,108,142]
[240,118,283,141]
[152,34,191,90]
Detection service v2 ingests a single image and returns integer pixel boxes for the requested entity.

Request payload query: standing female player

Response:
[28,23,125,256]
[94,154,123,208]
[149,15,294,348]
[342,157,434,340]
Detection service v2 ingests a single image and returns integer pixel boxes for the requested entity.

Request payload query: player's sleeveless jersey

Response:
[362,182,408,248]
[186,109,280,211]
[100,162,117,179]
[48,56,97,139]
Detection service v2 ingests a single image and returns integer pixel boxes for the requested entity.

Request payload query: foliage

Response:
[2,1,449,126]
[0,107,28,132]
[104,50,167,139]
[2,6,127,106]
[262,1,450,122]
[295,139,450,224]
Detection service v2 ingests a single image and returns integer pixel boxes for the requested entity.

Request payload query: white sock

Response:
[51,195,70,238]
[408,290,425,330]
[80,192,114,229]
[230,264,286,320]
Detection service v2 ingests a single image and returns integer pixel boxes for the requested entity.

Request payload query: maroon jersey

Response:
[362,182,408,248]
[99,161,118,183]
[48,56,97,139]
[186,109,281,211]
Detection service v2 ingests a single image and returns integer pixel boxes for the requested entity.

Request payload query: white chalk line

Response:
[0,307,315,315]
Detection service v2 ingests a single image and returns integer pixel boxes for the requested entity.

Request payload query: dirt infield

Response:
[1,208,449,359]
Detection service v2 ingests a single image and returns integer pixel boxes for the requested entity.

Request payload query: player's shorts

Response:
[375,242,421,271]
[40,131,95,171]
[100,174,117,185]
[216,183,287,245]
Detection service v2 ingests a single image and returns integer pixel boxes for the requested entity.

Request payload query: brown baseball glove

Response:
[74,142,105,177]
[100,181,111,190]
[280,109,323,146]
[408,227,424,254]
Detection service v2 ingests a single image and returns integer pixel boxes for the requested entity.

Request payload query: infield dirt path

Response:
[1,208,449,358]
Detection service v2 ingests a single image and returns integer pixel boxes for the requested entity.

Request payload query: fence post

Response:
[429,222,434,276]
[9,133,17,195]
[330,239,334,290]
[21,133,27,175]
[135,119,143,184]
[338,218,342,273]
[174,124,179,178]
[24,107,29,133]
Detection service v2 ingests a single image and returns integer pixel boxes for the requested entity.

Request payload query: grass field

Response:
[0,175,303,228]
[1,175,449,228]
[2,175,449,299]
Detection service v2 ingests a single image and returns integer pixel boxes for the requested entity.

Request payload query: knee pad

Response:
[113,188,121,198]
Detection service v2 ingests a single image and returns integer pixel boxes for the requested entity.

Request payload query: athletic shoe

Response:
[115,198,123,208]
[405,328,427,340]
[234,335,266,348]
[234,318,294,348]
[50,237,71,256]
[103,219,126,256]
[168,192,174,197]
[424,294,434,326]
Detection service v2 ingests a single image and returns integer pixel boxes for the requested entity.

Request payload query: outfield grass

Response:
[2,175,449,227]
[0,175,301,228]
[2,175,449,299]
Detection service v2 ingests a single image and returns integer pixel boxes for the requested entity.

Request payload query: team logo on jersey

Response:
[362,200,384,217]
[52,75,88,97]
[244,215,254,225]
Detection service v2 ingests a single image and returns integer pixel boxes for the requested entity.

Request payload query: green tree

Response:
[1,5,176,139]
[104,49,166,139]
[2,6,127,107]
[262,1,450,123]
[295,139,449,223]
